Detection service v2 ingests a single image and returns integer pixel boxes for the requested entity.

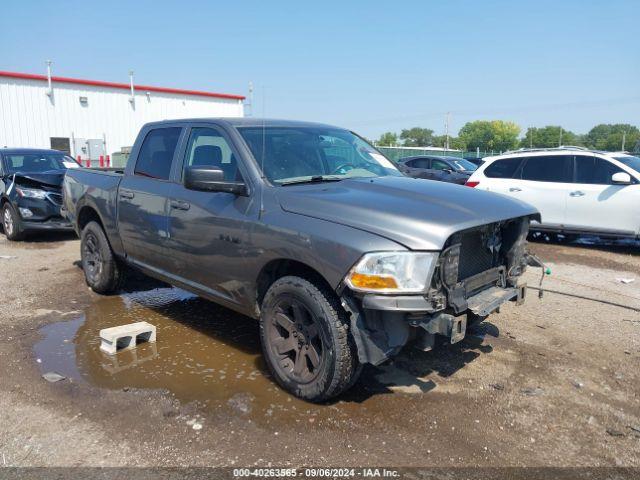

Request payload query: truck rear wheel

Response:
[80,221,123,294]
[260,275,361,402]
[2,203,25,241]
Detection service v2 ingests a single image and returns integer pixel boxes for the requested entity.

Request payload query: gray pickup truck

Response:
[63,118,539,401]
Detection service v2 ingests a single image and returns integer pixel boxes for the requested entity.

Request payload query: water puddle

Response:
[33,287,375,424]
[33,285,490,426]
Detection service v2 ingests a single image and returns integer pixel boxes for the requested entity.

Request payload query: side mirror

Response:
[184,166,247,195]
[612,172,633,185]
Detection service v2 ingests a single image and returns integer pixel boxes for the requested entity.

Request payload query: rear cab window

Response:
[134,127,182,180]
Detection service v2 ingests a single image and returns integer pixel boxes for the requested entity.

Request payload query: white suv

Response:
[466,147,640,239]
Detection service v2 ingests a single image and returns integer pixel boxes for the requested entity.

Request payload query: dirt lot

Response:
[0,233,639,468]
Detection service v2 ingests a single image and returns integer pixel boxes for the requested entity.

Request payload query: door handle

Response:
[170,200,190,211]
[509,187,522,192]
[569,191,585,197]
[119,190,135,199]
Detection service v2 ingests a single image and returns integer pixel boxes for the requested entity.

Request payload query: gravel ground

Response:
[0,233,638,468]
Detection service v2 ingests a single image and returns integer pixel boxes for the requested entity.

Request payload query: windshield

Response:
[613,155,640,174]
[451,158,478,172]
[3,152,79,174]
[238,127,402,184]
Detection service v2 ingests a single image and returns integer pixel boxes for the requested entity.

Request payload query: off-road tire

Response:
[80,221,124,294]
[260,276,361,402]
[2,203,25,241]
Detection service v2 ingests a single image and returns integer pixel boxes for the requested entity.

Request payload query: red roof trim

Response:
[0,70,245,100]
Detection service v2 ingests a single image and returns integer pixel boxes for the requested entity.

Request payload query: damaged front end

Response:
[4,171,73,231]
[340,215,537,366]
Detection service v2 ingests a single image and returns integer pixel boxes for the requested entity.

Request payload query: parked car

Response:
[64,118,539,401]
[0,148,79,240]
[466,147,640,240]
[465,157,486,167]
[397,155,478,185]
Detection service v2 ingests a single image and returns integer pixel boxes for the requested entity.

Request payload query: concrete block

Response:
[99,321,156,355]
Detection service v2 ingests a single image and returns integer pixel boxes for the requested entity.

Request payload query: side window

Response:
[575,156,625,185]
[184,127,240,182]
[431,159,450,171]
[484,158,523,178]
[135,127,181,180]
[521,156,572,183]
[6,155,25,170]
[407,158,429,169]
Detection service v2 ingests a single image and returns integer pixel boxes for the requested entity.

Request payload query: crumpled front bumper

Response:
[360,281,526,315]
[342,280,527,366]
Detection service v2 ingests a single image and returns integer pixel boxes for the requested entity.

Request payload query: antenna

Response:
[259,86,266,219]
[246,81,254,117]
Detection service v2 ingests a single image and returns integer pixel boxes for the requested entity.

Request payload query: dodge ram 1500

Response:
[63,118,540,401]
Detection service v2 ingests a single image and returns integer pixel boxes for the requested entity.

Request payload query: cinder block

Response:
[99,321,156,355]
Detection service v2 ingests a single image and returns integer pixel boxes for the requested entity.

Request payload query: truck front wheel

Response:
[80,221,123,294]
[260,276,361,402]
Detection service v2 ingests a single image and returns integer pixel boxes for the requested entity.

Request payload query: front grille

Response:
[46,192,63,206]
[457,227,499,281]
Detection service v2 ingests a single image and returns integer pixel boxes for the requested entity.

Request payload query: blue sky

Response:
[1,0,638,139]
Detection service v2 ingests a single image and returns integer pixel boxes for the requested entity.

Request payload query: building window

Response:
[50,137,71,155]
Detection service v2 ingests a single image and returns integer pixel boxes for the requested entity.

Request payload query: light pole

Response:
[444,112,451,151]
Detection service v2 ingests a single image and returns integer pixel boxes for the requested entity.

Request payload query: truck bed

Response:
[62,167,124,244]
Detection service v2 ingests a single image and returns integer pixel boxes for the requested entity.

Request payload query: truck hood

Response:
[10,170,66,189]
[276,176,539,250]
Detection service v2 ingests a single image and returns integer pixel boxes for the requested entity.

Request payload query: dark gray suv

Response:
[64,119,539,402]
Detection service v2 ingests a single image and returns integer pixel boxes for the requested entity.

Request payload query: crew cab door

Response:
[565,155,640,235]
[117,125,184,271]
[165,124,255,307]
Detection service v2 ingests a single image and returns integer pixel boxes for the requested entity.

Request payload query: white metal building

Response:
[0,69,245,161]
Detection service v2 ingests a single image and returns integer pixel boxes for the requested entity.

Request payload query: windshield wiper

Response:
[280,176,344,186]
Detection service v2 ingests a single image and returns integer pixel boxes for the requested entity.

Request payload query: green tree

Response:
[584,124,640,152]
[520,126,581,148]
[432,135,466,150]
[400,127,434,147]
[458,120,520,152]
[376,131,398,146]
